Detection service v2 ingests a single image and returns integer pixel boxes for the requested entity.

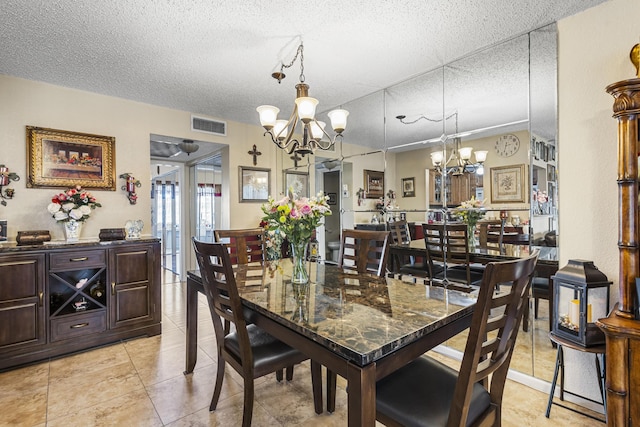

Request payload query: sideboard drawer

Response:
[50,310,107,342]
[49,249,106,270]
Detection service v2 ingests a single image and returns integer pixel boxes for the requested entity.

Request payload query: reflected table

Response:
[185,260,476,426]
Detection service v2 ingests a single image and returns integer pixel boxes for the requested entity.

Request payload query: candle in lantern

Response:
[569,299,580,326]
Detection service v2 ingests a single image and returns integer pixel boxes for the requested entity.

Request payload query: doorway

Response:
[152,170,181,275]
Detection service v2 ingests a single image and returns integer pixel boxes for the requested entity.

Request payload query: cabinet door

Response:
[0,253,46,350]
[108,243,159,329]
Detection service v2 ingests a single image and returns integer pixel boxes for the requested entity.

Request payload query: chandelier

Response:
[257,42,349,156]
[397,112,487,175]
[430,137,488,175]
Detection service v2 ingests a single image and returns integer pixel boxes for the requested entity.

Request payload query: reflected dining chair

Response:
[388,220,428,276]
[478,219,505,251]
[376,252,538,427]
[338,228,391,277]
[192,238,322,426]
[214,228,265,265]
[422,223,483,291]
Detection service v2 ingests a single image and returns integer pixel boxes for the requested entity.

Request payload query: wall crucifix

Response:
[248,144,262,165]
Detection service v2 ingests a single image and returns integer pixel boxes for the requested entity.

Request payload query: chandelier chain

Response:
[279,43,305,83]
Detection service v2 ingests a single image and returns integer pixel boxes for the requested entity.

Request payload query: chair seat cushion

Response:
[225,324,305,374]
[399,262,428,276]
[436,267,484,287]
[376,356,491,427]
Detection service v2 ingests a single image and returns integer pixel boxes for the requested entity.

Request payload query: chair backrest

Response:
[192,238,251,362]
[448,252,538,425]
[388,220,410,244]
[478,219,505,250]
[338,229,391,277]
[423,223,480,286]
[214,228,265,265]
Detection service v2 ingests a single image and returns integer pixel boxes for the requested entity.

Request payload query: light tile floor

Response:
[0,271,605,426]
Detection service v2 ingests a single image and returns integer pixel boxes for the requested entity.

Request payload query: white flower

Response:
[79,205,92,215]
[47,203,61,214]
[62,202,75,212]
[69,209,84,220]
[54,211,69,221]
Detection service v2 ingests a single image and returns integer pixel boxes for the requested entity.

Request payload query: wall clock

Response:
[494,134,520,157]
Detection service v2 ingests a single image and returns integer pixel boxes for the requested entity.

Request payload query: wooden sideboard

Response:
[596,76,640,424]
[0,238,161,371]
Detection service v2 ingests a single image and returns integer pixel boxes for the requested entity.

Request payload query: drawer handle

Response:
[70,257,89,262]
[39,291,43,307]
[111,282,116,295]
[70,322,89,329]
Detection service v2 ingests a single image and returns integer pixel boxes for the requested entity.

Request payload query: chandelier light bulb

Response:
[475,150,488,163]
[328,109,349,133]
[430,151,444,166]
[458,146,473,161]
[256,105,279,129]
[310,121,326,140]
[273,120,289,140]
[295,97,319,122]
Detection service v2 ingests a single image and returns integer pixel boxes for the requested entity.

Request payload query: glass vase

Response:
[290,240,309,284]
[467,222,476,249]
[64,219,83,242]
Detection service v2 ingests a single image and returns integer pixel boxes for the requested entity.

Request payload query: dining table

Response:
[184,259,476,426]
[389,239,557,270]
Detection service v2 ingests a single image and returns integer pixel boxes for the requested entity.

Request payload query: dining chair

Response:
[422,223,483,291]
[192,238,323,426]
[214,228,265,264]
[338,228,391,277]
[376,252,539,427]
[388,220,428,276]
[478,219,505,251]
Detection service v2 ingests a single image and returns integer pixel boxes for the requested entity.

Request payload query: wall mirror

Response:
[275,23,559,383]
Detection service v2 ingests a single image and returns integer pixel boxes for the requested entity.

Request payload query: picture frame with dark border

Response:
[401,177,415,197]
[364,169,384,198]
[239,166,270,202]
[490,164,526,203]
[284,170,309,198]
[26,126,116,190]
[327,192,337,205]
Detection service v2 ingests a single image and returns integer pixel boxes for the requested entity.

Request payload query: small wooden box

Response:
[99,228,126,241]
[16,230,51,246]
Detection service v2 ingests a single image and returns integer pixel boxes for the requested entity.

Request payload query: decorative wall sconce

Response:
[0,164,20,206]
[119,173,141,205]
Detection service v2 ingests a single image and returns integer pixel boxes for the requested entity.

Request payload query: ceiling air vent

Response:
[191,115,227,136]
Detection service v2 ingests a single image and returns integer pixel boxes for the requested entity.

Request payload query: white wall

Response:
[0,74,277,242]
[558,0,638,402]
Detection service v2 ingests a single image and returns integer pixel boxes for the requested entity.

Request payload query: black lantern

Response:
[552,259,612,347]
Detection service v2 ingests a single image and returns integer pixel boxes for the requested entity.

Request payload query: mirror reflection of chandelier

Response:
[257,42,349,156]
[397,112,488,176]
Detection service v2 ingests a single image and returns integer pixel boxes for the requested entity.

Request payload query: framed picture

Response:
[26,126,116,190]
[239,166,270,202]
[364,169,384,198]
[401,177,415,197]
[284,170,309,198]
[490,164,526,203]
[327,192,337,205]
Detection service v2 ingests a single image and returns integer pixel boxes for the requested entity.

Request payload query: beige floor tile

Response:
[165,394,281,427]
[146,363,243,425]
[46,360,144,421]
[124,327,186,357]
[0,362,49,427]
[130,343,214,386]
[48,343,129,382]
[46,389,162,427]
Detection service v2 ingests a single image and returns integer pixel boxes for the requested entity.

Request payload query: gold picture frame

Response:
[26,126,116,190]
[364,169,384,198]
[490,164,526,203]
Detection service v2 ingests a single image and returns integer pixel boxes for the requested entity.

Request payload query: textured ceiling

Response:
[0,0,608,158]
